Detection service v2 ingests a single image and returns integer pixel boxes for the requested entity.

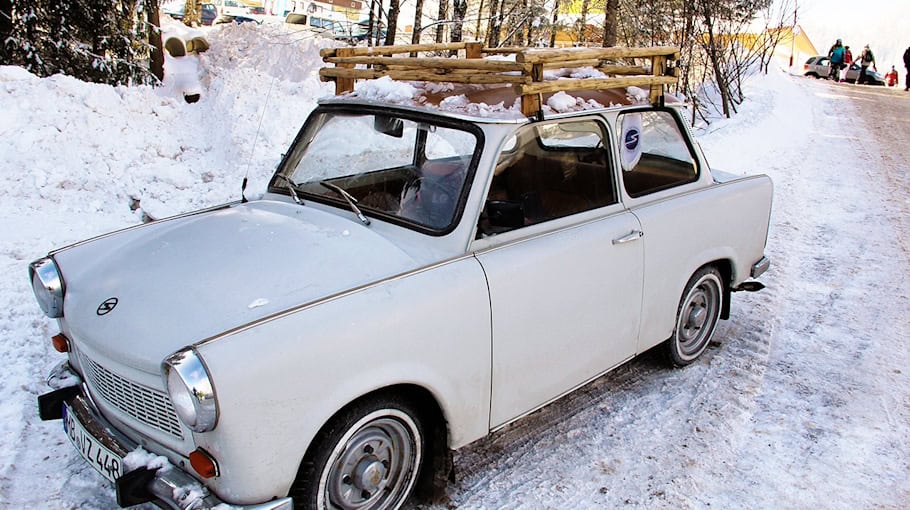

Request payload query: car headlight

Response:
[163,348,218,433]
[29,257,65,318]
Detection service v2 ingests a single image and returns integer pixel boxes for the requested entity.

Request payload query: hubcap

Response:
[321,411,421,510]
[677,276,720,359]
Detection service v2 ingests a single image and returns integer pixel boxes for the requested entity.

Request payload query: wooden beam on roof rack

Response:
[515,46,679,63]
[320,42,470,59]
[319,42,680,111]
[324,56,530,73]
[320,67,531,85]
[517,75,677,96]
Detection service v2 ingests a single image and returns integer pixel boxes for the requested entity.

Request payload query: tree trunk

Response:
[411,0,424,44]
[485,0,497,47]
[451,0,467,43]
[548,0,559,47]
[146,0,164,82]
[366,0,376,46]
[601,0,617,47]
[385,0,399,45]
[475,0,485,42]
[0,0,11,43]
[700,3,730,117]
[578,0,589,45]
[436,0,448,43]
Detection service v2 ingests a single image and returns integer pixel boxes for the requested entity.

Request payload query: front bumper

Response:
[38,362,293,510]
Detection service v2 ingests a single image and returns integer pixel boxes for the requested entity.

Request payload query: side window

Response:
[617,110,698,197]
[477,119,617,237]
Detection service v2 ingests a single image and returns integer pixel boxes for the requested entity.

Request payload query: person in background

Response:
[904,46,910,91]
[827,38,846,81]
[841,46,854,81]
[884,66,898,87]
[855,44,876,85]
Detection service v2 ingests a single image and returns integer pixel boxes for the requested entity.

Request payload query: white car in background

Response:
[31,50,773,510]
[803,55,886,85]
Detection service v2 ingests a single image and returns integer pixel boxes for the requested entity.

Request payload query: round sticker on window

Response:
[624,128,640,151]
[620,113,643,172]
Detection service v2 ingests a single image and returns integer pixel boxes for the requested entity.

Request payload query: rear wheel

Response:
[667,267,723,366]
[292,396,425,510]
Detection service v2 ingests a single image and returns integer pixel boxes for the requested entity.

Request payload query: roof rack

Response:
[319,42,679,117]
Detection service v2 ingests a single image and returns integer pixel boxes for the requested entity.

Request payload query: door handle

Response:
[612,230,643,245]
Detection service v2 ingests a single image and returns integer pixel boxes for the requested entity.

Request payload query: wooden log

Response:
[517,75,677,95]
[516,46,679,64]
[538,60,650,76]
[649,55,667,104]
[320,67,531,84]
[466,42,483,59]
[320,42,470,58]
[334,47,356,95]
[520,93,542,117]
[597,65,650,76]
[482,47,525,55]
[325,56,529,72]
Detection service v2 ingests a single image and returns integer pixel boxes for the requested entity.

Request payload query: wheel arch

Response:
[292,383,451,505]
[708,258,733,320]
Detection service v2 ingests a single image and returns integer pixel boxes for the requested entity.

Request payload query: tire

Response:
[291,396,425,510]
[667,266,723,366]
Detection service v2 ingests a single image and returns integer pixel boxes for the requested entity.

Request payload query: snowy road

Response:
[2,64,909,510]
[418,77,910,510]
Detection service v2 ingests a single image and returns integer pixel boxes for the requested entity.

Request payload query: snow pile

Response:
[436,94,525,119]
[545,91,606,113]
[350,75,420,104]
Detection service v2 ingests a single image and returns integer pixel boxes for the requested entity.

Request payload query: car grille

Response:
[81,355,184,440]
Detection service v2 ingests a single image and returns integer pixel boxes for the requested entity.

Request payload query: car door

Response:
[615,108,717,353]
[472,117,644,428]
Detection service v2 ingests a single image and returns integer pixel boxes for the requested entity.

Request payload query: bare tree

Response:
[436,0,448,43]
[385,0,400,45]
[578,0,590,45]
[412,0,424,44]
[451,0,468,43]
[548,0,559,47]
[601,0,618,47]
[146,0,164,81]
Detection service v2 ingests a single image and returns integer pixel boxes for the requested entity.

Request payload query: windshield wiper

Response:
[274,174,304,205]
[320,180,371,226]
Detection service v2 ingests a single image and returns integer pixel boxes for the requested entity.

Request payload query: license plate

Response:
[62,403,124,483]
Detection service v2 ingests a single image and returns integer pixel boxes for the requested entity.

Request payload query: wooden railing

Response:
[319,42,679,116]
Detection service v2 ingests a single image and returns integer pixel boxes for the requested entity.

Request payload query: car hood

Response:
[54,200,418,373]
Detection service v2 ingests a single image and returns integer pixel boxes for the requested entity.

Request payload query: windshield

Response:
[275,110,481,232]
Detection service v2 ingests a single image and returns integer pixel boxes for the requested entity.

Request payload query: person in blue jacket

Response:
[827,39,846,81]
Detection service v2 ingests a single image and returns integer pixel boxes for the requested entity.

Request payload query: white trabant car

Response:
[31,81,773,510]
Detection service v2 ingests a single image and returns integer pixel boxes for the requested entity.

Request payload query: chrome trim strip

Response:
[751,255,771,279]
[49,201,238,257]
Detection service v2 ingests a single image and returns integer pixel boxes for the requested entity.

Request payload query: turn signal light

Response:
[189,448,219,479]
[51,333,70,353]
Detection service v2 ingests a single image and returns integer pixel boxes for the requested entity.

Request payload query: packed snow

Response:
[2,19,909,510]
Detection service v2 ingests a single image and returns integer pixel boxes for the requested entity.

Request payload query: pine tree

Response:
[5,0,154,85]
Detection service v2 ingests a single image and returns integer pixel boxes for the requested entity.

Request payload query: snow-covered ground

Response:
[1,22,909,509]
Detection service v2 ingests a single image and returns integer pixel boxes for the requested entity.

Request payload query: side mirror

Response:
[374,115,404,138]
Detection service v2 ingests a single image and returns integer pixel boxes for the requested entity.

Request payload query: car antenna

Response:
[241,76,278,204]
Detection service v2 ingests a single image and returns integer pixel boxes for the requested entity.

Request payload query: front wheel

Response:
[667,267,724,366]
[292,396,425,510]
